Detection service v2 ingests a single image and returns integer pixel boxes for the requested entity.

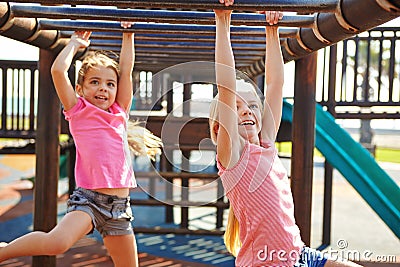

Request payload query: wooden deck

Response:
[0,239,215,267]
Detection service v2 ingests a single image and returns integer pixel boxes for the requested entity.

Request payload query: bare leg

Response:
[0,211,92,262]
[325,259,363,267]
[103,233,138,267]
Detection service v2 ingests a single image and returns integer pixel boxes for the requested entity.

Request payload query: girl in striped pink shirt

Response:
[210,1,362,266]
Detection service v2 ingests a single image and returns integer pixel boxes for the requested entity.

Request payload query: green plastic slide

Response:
[282,100,400,238]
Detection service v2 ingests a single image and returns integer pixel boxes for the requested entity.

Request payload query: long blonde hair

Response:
[127,121,163,161]
[210,78,263,256]
[210,96,242,255]
[224,206,241,256]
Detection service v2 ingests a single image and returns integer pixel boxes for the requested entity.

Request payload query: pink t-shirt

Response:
[217,141,303,266]
[64,97,136,189]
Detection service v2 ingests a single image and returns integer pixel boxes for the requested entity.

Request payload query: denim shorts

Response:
[293,247,328,267]
[66,187,134,237]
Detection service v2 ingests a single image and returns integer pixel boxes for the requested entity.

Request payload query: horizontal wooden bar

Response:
[132,199,229,208]
[40,19,297,37]
[321,101,400,107]
[0,140,74,154]
[0,145,35,154]
[335,112,400,120]
[134,227,224,235]
[11,4,314,27]
[0,60,38,69]
[88,47,263,61]
[135,171,219,180]
[91,50,262,66]
[161,144,217,151]
[62,28,298,40]
[8,0,338,12]
[90,39,266,50]
[0,130,36,139]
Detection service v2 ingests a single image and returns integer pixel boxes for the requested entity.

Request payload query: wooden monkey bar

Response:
[1,0,399,74]
[2,0,339,12]
[9,4,315,27]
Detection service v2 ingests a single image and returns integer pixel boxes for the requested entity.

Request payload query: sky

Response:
[0,36,39,61]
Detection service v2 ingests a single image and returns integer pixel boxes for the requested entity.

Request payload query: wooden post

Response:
[290,52,317,246]
[164,77,174,223]
[32,49,60,267]
[322,45,337,247]
[180,82,191,228]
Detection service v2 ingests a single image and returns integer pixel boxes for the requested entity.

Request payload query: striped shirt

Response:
[217,140,303,266]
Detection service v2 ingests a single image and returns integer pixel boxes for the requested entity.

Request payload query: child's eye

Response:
[90,80,99,85]
[249,104,258,109]
[107,82,116,87]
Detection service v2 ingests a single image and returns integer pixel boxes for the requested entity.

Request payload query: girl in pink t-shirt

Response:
[0,23,161,266]
[210,1,361,267]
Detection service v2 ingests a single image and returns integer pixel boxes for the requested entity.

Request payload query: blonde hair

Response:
[210,78,264,256]
[77,51,120,86]
[210,96,242,255]
[127,121,163,161]
[224,206,241,256]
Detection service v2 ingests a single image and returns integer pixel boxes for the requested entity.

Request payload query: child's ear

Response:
[76,84,83,97]
[213,123,219,136]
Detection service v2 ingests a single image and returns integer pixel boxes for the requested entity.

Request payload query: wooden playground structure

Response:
[0,0,399,266]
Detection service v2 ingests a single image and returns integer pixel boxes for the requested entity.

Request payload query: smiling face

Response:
[236,90,262,143]
[76,65,118,111]
[209,79,264,145]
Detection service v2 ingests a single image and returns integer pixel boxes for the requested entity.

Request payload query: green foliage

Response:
[376,148,400,164]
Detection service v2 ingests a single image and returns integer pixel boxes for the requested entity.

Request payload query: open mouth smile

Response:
[239,120,255,126]
[95,95,108,101]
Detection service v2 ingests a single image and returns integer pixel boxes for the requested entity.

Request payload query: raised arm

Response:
[116,22,135,112]
[51,31,91,111]
[260,12,284,142]
[214,8,241,168]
